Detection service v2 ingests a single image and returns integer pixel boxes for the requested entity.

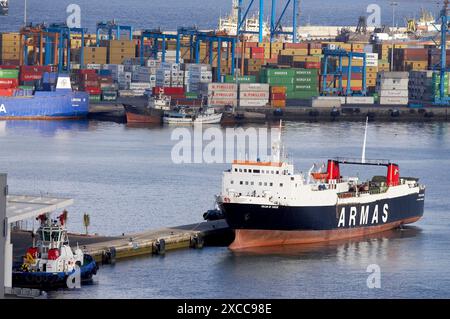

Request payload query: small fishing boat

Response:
[163,107,223,125]
[12,212,98,290]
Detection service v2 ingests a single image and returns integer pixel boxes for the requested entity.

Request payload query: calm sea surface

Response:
[0,0,441,32]
[0,120,449,298]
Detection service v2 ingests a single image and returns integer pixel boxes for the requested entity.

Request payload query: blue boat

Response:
[0,74,89,120]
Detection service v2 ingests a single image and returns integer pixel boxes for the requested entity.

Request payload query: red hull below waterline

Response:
[125,112,161,124]
[229,216,421,250]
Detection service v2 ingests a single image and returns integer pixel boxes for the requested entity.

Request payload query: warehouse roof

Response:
[6,195,74,223]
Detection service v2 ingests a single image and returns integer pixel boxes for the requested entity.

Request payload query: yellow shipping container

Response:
[367,78,377,86]
[342,58,364,67]
[108,40,137,48]
[404,60,428,71]
[366,66,378,73]
[309,48,322,55]
[1,32,21,42]
[366,72,377,79]
[293,55,321,62]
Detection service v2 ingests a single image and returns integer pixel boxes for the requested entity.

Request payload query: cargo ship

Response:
[217,122,425,250]
[0,74,89,120]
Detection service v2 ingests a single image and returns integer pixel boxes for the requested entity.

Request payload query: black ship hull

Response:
[220,190,425,249]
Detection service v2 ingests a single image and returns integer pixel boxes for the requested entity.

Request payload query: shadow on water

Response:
[1,120,90,137]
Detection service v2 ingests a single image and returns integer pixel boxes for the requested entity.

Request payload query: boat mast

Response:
[361,116,369,163]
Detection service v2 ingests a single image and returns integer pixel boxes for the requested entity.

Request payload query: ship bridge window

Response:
[240,181,243,185]
[291,177,295,181]
[234,168,238,172]
[253,169,260,174]
[280,183,284,187]
[264,182,268,186]
[251,182,254,185]
[239,169,242,172]
[259,182,262,186]
[231,181,234,184]
[270,182,273,187]
[276,171,279,174]
[245,181,249,185]
[244,169,248,173]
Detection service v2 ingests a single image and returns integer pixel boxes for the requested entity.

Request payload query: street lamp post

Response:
[390,2,398,71]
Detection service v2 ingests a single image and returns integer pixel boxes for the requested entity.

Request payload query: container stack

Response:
[207,83,237,107]
[376,71,409,105]
[185,64,212,95]
[82,47,107,65]
[260,68,319,100]
[270,86,287,108]
[239,83,269,107]
[108,40,136,64]
[393,48,428,72]
[0,32,20,66]
[20,66,52,85]
[0,67,19,96]
[77,69,101,101]
[223,75,257,84]
[408,71,434,102]
[156,62,184,88]
[365,53,378,90]
[431,72,450,100]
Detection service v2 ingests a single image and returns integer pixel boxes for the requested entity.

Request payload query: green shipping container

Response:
[293,77,318,84]
[0,69,19,79]
[293,84,319,91]
[185,92,199,99]
[265,77,294,85]
[286,91,319,99]
[224,75,257,83]
[89,94,101,102]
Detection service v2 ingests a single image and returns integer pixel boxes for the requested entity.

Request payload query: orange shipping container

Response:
[272,100,286,108]
[271,86,287,94]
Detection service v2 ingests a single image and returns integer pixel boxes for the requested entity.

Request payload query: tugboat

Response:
[12,212,98,290]
[217,121,426,250]
[124,91,172,124]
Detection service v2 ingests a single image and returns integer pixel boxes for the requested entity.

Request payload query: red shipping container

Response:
[0,88,16,96]
[0,65,19,70]
[245,42,259,48]
[1,60,20,66]
[271,93,286,100]
[20,65,52,73]
[251,47,264,54]
[79,69,97,75]
[153,86,185,95]
[265,58,278,64]
[284,43,308,49]
[251,53,265,59]
[85,87,102,95]
[0,78,19,89]
[305,62,321,69]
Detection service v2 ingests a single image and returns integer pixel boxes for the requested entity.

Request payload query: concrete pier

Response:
[12,220,233,265]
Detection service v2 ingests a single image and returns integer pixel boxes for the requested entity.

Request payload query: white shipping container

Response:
[208,91,238,99]
[377,78,409,88]
[240,91,270,100]
[208,98,238,106]
[379,97,409,105]
[365,53,379,60]
[208,83,237,91]
[86,63,102,70]
[378,89,408,97]
[239,83,270,92]
[316,96,346,104]
[311,98,342,108]
[366,60,379,67]
[345,96,375,104]
[239,99,269,107]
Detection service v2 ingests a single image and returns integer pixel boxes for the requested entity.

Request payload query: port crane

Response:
[433,0,450,105]
[236,0,299,43]
[96,20,133,44]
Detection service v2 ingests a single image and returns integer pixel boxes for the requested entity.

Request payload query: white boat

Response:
[163,107,223,125]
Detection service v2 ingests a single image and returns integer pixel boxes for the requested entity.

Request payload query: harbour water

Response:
[1,120,450,298]
[0,0,439,33]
